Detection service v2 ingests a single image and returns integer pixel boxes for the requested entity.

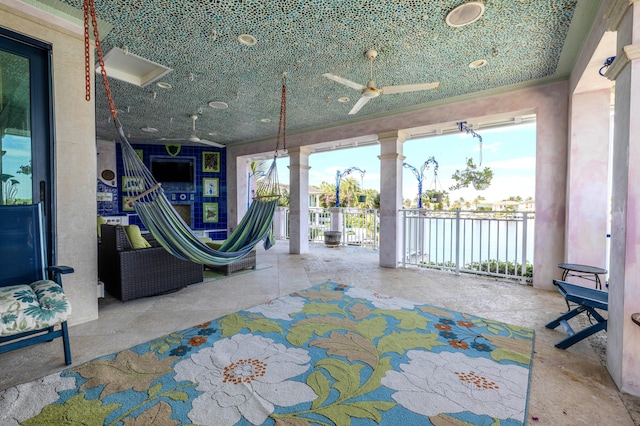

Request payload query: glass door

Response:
[0,27,54,259]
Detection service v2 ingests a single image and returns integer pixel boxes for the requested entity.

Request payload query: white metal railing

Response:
[402,209,534,283]
[308,208,331,242]
[340,208,379,248]
[277,207,379,248]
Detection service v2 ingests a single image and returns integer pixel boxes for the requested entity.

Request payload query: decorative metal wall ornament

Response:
[335,167,365,207]
[403,157,441,208]
[599,56,616,77]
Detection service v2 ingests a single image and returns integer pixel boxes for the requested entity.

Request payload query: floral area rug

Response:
[0,281,535,425]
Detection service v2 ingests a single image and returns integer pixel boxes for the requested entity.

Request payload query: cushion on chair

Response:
[0,280,71,336]
[124,225,152,249]
[97,216,107,238]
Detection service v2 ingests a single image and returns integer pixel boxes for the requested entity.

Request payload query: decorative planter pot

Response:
[432,192,443,203]
[358,195,367,203]
[324,231,341,247]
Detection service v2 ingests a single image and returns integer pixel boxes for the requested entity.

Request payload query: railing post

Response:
[374,209,379,249]
[455,209,461,275]
[402,210,406,267]
[521,212,528,283]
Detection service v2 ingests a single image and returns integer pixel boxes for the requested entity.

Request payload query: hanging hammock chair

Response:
[84,0,284,266]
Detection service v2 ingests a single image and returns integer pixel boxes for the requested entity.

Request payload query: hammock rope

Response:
[84,0,281,266]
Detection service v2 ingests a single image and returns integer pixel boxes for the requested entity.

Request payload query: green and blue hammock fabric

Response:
[85,0,281,266]
[117,125,279,266]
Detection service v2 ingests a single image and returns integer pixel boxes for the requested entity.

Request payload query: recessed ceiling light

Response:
[156,81,172,89]
[208,132,217,136]
[140,126,158,132]
[338,97,350,103]
[208,101,229,109]
[446,2,485,27]
[261,118,271,123]
[469,59,488,69]
[238,34,257,46]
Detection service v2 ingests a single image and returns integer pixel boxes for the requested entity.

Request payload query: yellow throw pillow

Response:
[124,225,151,249]
[97,216,107,238]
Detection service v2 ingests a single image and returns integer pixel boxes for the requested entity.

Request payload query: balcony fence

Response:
[402,209,534,283]
[275,207,534,283]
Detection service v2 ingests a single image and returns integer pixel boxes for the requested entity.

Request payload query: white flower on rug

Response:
[0,372,76,425]
[174,333,317,426]
[381,350,529,421]
[345,287,417,310]
[246,295,305,320]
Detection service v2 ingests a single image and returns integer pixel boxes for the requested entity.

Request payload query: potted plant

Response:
[449,158,493,191]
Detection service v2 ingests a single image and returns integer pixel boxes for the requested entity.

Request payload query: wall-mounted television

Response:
[150,156,195,192]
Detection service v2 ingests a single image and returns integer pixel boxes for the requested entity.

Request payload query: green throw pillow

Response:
[124,225,151,249]
[97,216,107,238]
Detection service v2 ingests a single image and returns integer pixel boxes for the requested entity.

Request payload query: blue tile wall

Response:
[113,143,226,237]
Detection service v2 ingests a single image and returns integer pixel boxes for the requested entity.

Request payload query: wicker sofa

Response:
[99,224,203,301]
[204,241,257,276]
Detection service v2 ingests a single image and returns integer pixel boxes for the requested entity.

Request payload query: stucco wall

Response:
[1,1,98,324]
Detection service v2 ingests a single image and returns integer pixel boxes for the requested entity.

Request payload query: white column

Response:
[273,206,287,240]
[230,157,250,232]
[566,89,612,270]
[288,147,311,254]
[378,131,407,268]
[604,0,640,397]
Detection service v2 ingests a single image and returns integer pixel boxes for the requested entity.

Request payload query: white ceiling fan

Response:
[323,49,440,115]
[158,114,225,148]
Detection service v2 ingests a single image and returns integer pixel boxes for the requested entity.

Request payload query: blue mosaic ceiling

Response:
[56,0,590,146]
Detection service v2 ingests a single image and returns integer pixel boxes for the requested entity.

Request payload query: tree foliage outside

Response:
[316,177,379,208]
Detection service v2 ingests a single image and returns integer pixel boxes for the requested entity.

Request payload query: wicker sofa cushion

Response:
[206,240,258,252]
[124,225,152,249]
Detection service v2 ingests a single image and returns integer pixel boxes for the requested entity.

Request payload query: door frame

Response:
[0,26,56,263]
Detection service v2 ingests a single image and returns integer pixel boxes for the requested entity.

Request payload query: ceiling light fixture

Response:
[446,2,485,27]
[469,59,487,69]
[237,34,257,46]
[208,101,229,109]
[96,47,173,87]
[261,118,271,123]
[140,126,158,132]
[338,97,350,103]
[156,81,172,89]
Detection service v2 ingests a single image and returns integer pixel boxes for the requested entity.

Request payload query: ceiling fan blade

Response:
[197,139,226,148]
[348,96,371,115]
[322,73,366,91]
[381,81,440,95]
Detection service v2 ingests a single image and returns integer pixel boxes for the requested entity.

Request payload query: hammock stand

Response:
[84,0,283,266]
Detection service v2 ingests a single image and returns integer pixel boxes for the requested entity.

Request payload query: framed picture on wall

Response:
[122,176,144,192]
[203,203,219,223]
[203,152,220,173]
[203,178,219,197]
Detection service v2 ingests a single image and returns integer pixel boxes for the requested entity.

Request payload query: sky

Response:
[1,135,32,201]
[276,122,537,202]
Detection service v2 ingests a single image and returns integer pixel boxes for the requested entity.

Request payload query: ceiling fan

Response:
[158,114,225,148]
[323,49,440,115]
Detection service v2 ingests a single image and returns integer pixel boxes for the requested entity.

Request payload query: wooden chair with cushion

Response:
[0,204,73,365]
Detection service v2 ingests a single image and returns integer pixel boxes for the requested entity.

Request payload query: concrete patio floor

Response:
[1,241,638,425]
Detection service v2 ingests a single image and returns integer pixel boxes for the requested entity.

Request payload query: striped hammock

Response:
[117,125,279,266]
